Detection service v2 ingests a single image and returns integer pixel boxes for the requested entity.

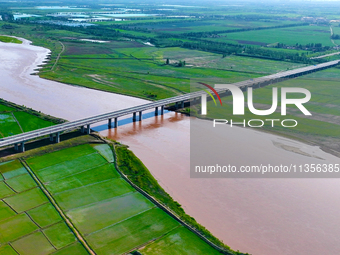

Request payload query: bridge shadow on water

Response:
[101,111,186,141]
[91,110,170,132]
[0,110,185,158]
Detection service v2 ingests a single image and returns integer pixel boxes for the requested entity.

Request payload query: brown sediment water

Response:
[2,39,340,255]
[102,113,340,255]
[0,39,149,121]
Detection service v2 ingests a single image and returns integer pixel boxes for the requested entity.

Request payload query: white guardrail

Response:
[0,60,338,148]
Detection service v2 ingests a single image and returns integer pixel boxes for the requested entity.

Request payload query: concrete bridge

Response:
[1,60,339,152]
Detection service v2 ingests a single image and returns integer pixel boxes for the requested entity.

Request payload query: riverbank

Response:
[0,134,239,254]
[0,97,65,124]
[2,37,340,255]
[106,114,340,255]
[0,38,149,121]
[114,143,238,254]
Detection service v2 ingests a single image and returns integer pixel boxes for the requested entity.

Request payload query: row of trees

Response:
[331,34,340,39]
[178,40,313,63]
[242,46,312,63]
[274,42,331,52]
[181,41,243,55]
[11,18,321,64]
[177,23,309,38]
[0,11,13,21]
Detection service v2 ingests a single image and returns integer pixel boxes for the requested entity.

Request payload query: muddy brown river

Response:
[1,39,340,255]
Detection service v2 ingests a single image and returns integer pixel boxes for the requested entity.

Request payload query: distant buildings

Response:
[301,16,329,23]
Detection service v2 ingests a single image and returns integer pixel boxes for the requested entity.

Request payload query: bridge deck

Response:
[0,60,338,149]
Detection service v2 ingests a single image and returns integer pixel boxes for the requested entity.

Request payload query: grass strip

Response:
[113,143,248,255]
[0,35,22,44]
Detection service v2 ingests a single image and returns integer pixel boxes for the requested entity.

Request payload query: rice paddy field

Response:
[0,143,222,255]
[0,159,87,255]
[1,2,340,254]
[0,102,55,138]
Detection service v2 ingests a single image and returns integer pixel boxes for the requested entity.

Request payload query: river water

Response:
[1,39,340,255]
[0,38,148,120]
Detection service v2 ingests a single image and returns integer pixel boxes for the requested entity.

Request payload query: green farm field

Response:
[40,41,258,99]
[23,143,224,255]
[0,101,57,138]
[0,35,22,44]
[141,226,222,255]
[0,8,334,103]
[0,160,87,255]
[0,18,316,101]
[37,40,313,100]
[0,2,340,255]
[208,25,333,47]
[127,19,301,34]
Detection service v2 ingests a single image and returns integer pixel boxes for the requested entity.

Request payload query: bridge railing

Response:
[0,60,339,149]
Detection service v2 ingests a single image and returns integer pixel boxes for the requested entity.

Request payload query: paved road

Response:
[0,60,339,149]
[310,51,340,59]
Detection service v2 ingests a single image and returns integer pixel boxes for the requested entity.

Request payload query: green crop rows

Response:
[0,160,87,255]
[22,143,221,254]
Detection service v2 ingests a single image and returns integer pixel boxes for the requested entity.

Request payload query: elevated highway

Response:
[1,60,339,152]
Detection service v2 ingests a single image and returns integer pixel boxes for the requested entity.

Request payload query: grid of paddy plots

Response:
[0,160,88,255]
[26,143,221,255]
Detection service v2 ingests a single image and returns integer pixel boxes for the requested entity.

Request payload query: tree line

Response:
[11,19,322,64]
[274,42,331,52]
[176,23,309,38]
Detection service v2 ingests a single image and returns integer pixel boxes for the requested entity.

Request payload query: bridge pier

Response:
[56,132,60,143]
[133,112,137,122]
[87,124,91,134]
[2,61,338,154]
[181,101,184,108]
[20,142,25,153]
